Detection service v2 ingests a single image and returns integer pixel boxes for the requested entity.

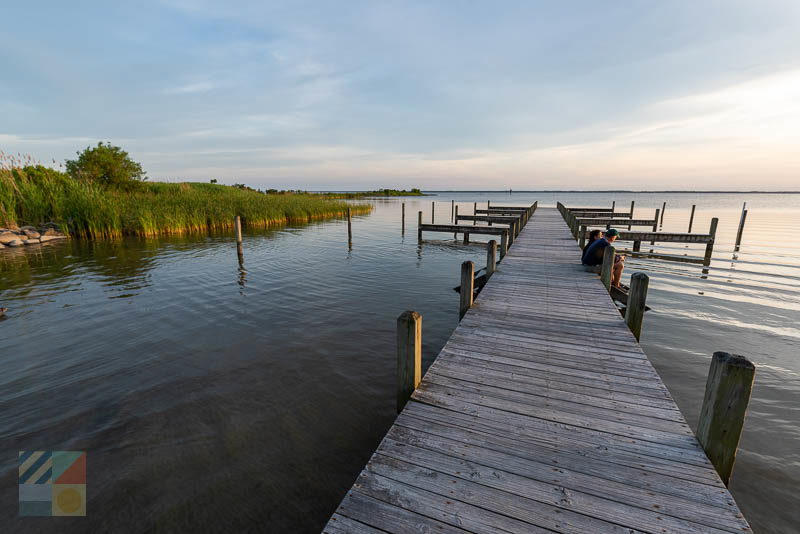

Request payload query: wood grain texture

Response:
[323,207,751,534]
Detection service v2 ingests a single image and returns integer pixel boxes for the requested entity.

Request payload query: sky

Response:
[1,0,799,190]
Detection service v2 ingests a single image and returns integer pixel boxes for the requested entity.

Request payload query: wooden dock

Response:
[324,207,751,534]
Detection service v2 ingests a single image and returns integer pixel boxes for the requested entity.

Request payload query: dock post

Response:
[451,199,454,222]
[611,201,616,213]
[703,218,718,266]
[660,201,666,226]
[633,241,641,252]
[473,202,477,225]
[486,240,497,279]
[579,225,587,249]
[625,273,649,341]
[735,209,748,249]
[651,208,660,245]
[235,215,242,244]
[688,204,696,232]
[500,230,508,259]
[629,201,635,230]
[463,231,470,244]
[396,311,422,413]
[487,200,491,209]
[508,221,516,246]
[347,208,352,247]
[417,211,423,242]
[600,245,616,290]
[459,261,474,320]
[453,205,458,239]
[401,203,405,233]
[697,352,755,485]
[431,201,435,223]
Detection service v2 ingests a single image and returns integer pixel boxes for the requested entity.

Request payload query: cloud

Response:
[162,81,219,94]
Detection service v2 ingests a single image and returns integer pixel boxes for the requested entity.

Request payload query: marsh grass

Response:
[0,165,371,238]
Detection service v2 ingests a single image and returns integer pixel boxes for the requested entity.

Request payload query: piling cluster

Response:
[0,223,68,250]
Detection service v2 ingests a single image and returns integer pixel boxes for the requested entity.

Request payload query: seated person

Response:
[583,229,603,252]
[581,229,625,287]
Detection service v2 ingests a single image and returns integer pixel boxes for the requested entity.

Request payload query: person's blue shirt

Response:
[582,237,610,265]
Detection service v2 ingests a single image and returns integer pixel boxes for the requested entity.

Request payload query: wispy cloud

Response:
[163,81,219,95]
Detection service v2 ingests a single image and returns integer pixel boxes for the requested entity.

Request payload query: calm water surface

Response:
[1,192,798,533]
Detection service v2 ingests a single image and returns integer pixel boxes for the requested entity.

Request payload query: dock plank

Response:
[323,207,751,533]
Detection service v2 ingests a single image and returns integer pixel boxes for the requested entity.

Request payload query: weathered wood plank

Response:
[325,207,751,534]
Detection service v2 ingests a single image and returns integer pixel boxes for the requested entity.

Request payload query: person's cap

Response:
[605,229,620,237]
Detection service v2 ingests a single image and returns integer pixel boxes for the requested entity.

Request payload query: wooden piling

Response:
[600,245,616,290]
[486,240,497,279]
[697,352,755,485]
[651,208,660,245]
[453,205,458,239]
[417,211,423,242]
[396,311,422,413]
[628,201,635,230]
[473,202,477,225]
[500,230,508,259]
[579,225,587,250]
[347,208,352,246]
[703,218,718,266]
[736,209,748,249]
[688,204,696,232]
[611,201,616,213]
[235,215,242,244]
[660,201,666,226]
[451,199,454,222]
[459,261,474,320]
[625,273,649,341]
[463,231,470,244]
[401,203,405,233]
[431,201,435,223]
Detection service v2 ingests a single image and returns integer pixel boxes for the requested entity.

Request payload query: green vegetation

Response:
[65,142,147,189]
[0,164,370,238]
[324,188,425,198]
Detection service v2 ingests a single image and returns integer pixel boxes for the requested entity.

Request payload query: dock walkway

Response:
[324,208,751,533]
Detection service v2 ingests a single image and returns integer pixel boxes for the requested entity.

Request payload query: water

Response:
[1,192,798,533]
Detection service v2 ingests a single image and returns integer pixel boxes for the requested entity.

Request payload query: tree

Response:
[210,178,218,184]
[65,142,146,187]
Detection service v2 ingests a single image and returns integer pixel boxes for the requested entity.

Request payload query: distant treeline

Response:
[322,188,426,199]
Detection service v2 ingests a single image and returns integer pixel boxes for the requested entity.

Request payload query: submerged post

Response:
[500,229,508,259]
[235,215,242,244]
[459,261,474,320]
[703,217,718,266]
[347,208,352,246]
[697,352,755,485]
[417,211,423,242]
[486,240,497,279]
[625,273,649,341]
[600,245,616,290]
[401,203,405,233]
[396,311,422,413]
[579,225,587,250]
[736,209,748,249]
[688,204,696,232]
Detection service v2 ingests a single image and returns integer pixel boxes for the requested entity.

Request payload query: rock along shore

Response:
[0,222,69,250]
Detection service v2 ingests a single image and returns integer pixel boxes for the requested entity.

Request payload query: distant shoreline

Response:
[421,190,800,194]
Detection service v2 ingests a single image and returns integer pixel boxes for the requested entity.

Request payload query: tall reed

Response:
[0,166,371,238]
